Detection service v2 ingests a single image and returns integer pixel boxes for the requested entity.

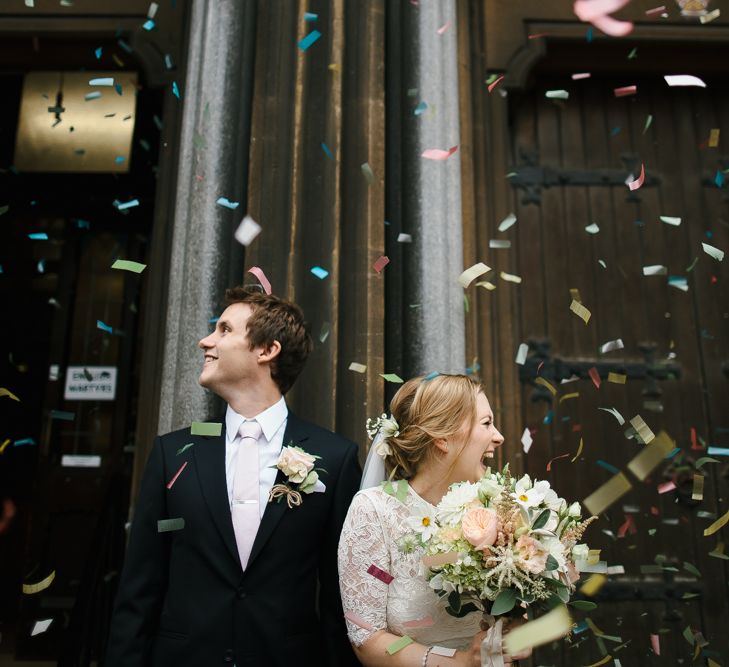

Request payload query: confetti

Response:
[190,421,222,436]
[380,373,404,383]
[643,265,667,276]
[348,362,367,373]
[458,262,491,288]
[583,472,632,516]
[475,281,496,290]
[414,101,428,114]
[521,427,533,453]
[94,47,102,59]
[547,453,571,472]
[22,570,55,594]
[588,367,601,389]
[172,81,180,99]
[515,343,529,365]
[569,299,591,324]
[704,509,729,537]
[596,459,620,474]
[84,91,102,101]
[31,619,53,636]
[111,259,146,273]
[344,611,374,630]
[157,518,185,533]
[708,446,729,457]
[535,377,557,396]
[572,72,591,80]
[431,646,458,657]
[664,74,706,88]
[571,437,584,463]
[614,85,637,97]
[600,338,624,353]
[559,392,579,403]
[361,162,375,185]
[659,215,681,226]
[403,615,434,629]
[89,77,113,86]
[216,197,239,210]
[176,443,195,456]
[489,240,511,249]
[708,129,720,147]
[702,242,724,262]
[397,233,412,243]
[0,388,19,401]
[608,372,626,384]
[692,474,704,501]
[247,266,272,293]
[166,461,188,490]
[310,266,329,280]
[629,415,655,444]
[421,145,459,160]
[643,115,653,134]
[422,552,459,568]
[627,163,645,191]
[504,604,572,656]
[97,320,114,334]
[645,5,665,14]
[386,635,414,655]
[500,271,522,283]
[50,410,75,421]
[116,199,140,210]
[700,8,720,23]
[626,430,675,480]
[373,256,390,273]
[367,564,394,584]
[234,215,262,246]
[658,480,676,494]
[298,30,322,51]
[321,142,334,160]
[487,75,505,93]
[498,213,517,231]
[319,322,330,343]
[436,20,451,34]
[304,11,318,21]
[142,19,155,30]
[573,0,633,37]
[585,223,600,234]
[545,89,569,100]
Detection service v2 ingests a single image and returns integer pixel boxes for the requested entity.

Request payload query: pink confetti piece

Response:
[166,461,188,490]
[614,85,637,97]
[627,163,645,191]
[421,145,459,161]
[247,266,272,294]
[367,564,394,584]
[528,32,549,39]
[617,514,636,538]
[487,75,505,93]
[436,20,451,34]
[658,480,677,494]
[650,633,660,655]
[547,453,571,472]
[572,72,591,80]
[344,610,374,631]
[373,255,390,273]
[645,5,665,14]
[574,0,634,37]
[588,366,602,389]
[403,615,434,629]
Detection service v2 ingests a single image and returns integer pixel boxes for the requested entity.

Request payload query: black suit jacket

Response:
[105,412,362,667]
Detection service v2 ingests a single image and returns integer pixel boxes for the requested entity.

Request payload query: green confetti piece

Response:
[380,373,404,384]
[386,635,413,655]
[683,561,701,577]
[111,259,147,273]
[628,47,638,59]
[176,442,195,456]
[642,114,653,134]
[695,456,720,469]
[383,479,409,503]
[686,256,699,272]
[191,421,222,436]
[683,626,695,645]
[157,518,185,532]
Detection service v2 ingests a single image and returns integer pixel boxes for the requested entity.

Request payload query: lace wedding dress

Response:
[338,485,481,649]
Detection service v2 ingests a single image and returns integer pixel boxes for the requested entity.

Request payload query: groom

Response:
[106,286,362,666]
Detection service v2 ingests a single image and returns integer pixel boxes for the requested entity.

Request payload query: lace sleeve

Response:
[337,490,390,647]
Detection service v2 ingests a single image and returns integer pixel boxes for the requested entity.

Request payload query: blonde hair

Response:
[385,374,483,480]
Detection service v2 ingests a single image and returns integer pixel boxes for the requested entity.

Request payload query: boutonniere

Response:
[268,444,327,508]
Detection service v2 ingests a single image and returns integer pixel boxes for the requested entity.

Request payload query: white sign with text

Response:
[63,366,117,401]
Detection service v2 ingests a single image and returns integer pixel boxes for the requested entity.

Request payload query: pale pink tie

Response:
[231,420,263,570]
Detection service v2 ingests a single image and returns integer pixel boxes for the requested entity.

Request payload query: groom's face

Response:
[198,303,259,395]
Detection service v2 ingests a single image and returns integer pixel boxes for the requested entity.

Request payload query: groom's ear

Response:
[257,340,282,364]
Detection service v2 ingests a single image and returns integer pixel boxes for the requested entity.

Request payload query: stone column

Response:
[402,1,466,376]
[158,0,256,432]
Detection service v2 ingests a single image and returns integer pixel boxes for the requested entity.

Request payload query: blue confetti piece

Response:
[97,320,114,334]
[37,259,45,274]
[153,115,163,130]
[164,54,173,70]
[715,170,724,188]
[28,232,48,240]
[705,230,713,238]
[142,19,155,31]
[414,101,428,116]
[298,30,321,51]
[14,438,36,447]
[596,459,620,475]
[94,47,103,59]
[172,81,180,99]
[0,264,3,274]
[666,447,681,459]
[208,316,220,324]
[321,142,334,160]
[50,410,75,421]
[114,83,123,96]
[543,410,554,425]
[707,446,729,456]
[304,12,318,21]
[116,199,140,210]
[85,91,102,101]
[216,197,239,210]
[573,621,589,635]
[118,38,133,53]
[76,219,90,229]
[465,361,481,375]
[114,156,125,163]
[310,266,329,279]
[586,27,593,42]
[423,371,440,381]
[611,126,621,136]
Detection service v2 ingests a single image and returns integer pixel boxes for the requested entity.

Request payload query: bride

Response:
[338,374,532,666]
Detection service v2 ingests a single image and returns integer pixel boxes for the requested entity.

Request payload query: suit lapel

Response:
[193,429,241,567]
[246,413,308,569]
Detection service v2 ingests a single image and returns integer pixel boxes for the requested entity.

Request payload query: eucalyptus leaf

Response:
[532,508,551,530]
[491,589,517,616]
[570,600,598,611]
[545,555,559,571]
[448,590,462,614]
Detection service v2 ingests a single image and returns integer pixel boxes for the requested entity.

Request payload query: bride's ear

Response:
[432,438,449,454]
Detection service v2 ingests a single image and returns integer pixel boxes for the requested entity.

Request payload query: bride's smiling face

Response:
[443,392,504,484]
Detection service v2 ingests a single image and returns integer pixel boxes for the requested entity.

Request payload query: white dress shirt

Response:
[225,397,288,518]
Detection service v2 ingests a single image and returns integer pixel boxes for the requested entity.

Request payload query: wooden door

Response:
[509,74,729,664]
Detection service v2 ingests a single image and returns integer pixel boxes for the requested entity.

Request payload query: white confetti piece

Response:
[489,239,511,249]
[234,215,262,246]
[458,262,491,288]
[600,338,624,354]
[585,223,600,234]
[498,213,517,231]
[515,343,529,365]
[659,216,681,226]
[598,406,625,425]
[643,265,667,276]
[664,74,706,88]
[545,89,569,100]
[348,362,367,373]
[702,242,724,262]
[521,427,533,453]
[397,233,412,243]
[500,271,522,284]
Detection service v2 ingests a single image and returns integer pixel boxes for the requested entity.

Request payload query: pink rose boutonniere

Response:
[269,444,327,508]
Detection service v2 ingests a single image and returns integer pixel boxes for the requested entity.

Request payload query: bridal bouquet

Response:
[405,466,596,620]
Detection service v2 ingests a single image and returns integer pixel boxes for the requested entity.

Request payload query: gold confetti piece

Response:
[704,508,729,537]
[111,259,147,273]
[571,437,584,463]
[708,659,722,667]
[569,299,591,324]
[700,8,720,23]
[692,474,704,501]
[0,387,20,401]
[348,362,367,373]
[626,430,675,481]
[583,472,632,516]
[458,262,491,288]
[608,372,626,384]
[504,604,572,656]
[535,376,557,396]
[559,392,579,403]
[708,128,720,147]
[629,414,655,444]
[583,656,612,667]
[587,549,601,564]
[23,570,55,594]
[190,421,223,436]
[0,439,10,454]
[500,271,522,283]
[709,541,728,560]
[328,63,340,72]
[581,573,607,598]
[422,552,459,568]
[386,635,414,655]
[569,288,581,303]
[475,281,496,290]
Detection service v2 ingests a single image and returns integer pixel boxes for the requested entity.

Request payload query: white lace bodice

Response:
[338,485,481,649]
